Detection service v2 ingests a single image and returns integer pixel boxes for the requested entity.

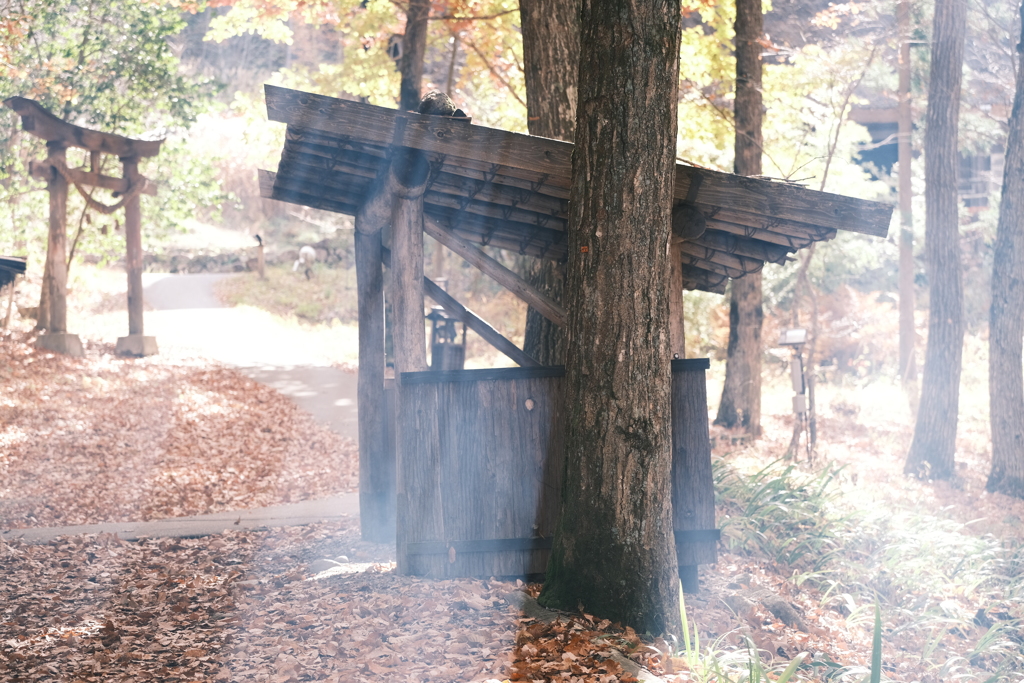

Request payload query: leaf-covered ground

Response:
[0,332,357,529]
[5,329,1024,682]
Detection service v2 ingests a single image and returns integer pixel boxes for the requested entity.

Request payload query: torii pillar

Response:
[115,155,156,357]
[36,141,82,357]
[3,96,162,357]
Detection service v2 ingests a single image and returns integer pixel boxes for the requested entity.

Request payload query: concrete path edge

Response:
[2,493,359,544]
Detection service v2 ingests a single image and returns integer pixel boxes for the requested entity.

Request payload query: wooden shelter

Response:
[3,97,161,357]
[259,85,893,581]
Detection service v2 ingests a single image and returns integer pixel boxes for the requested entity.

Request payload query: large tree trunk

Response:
[716,274,763,432]
[904,0,966,480]
[715,0,764,435]
[517,0,579,365]
[538,0,683,636]
[398,0,430,111]
[987,3,1024,497]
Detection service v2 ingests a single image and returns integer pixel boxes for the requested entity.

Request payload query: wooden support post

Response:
[671,359,717,593]
[423,277,541,368]
[45,143,68,334]
[123,157,143,336]
[257,243,266,279]
[381,247,540,367]
[115,156,157,356]
[354,148,431,543]
[358,148,432,374]
[34,143,83,356]
[355,226,394,542]
[669,239,686,358]
[423,217,567,327]
[669,203,703,358]
[391,192,428,373]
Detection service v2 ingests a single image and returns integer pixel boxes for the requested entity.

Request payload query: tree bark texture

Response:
[45,144,68,334]
[715,273,763,433]
[518,0,580,365]
[716,0,763,434]
[398,0,430,111]
[987,3,1024,498]
[123,157,144,336]
[905,0,966,480]
[538,0,683,636]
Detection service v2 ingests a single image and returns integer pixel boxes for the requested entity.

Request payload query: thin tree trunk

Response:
[716,274,763,433]
[398,0,430,111]
[518,0,579,365]
[905,0,967,480]
[538,0,683,636]
[898,0,917,383]
[987,3,1024,498]
[716,0,764,435]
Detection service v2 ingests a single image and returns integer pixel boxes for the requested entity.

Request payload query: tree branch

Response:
[463,37,526,109]
[431,8,518,21]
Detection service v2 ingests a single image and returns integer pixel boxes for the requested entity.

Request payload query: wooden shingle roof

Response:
[260,86,892,294]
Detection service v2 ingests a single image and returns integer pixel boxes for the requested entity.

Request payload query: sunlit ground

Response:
[5,267,1024,681]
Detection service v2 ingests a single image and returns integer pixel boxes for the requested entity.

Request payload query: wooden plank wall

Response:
[395,362,717,580]
[671,358,718,589]
[397,367,565,578]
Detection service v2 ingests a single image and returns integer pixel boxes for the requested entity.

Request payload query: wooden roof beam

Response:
[680,252,761,280]
[266,85,570,176]
[677,242,765,276]
[266,85,893,237]
[703,205,838,241]
[284,124,572,195]
[381,247,540,367]
[679,264,729,294]
[260,169,361,215]
[705,219,819,250]
[280,146,570,226]
[4,97,163,158]
[689,229,790,265]
[424,217,566,327]
[675,164,892,238]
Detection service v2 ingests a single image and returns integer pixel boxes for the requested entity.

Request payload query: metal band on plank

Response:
[674,529,721,544]
[671,358,711,372]
[401,366,565,385]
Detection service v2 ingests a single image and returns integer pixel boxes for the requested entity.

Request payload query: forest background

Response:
[3,0,1017,382]
[4,0,1024,680]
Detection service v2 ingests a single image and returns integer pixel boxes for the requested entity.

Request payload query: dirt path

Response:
[142,273,359,441]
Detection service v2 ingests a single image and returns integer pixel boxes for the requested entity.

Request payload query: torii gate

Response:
[4,97,161,357]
